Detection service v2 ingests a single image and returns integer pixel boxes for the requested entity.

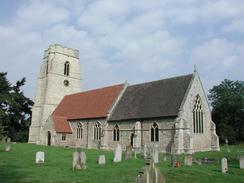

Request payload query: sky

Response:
[0,0,243,99]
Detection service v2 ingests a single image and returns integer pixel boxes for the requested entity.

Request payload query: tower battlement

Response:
[44,44,79,59]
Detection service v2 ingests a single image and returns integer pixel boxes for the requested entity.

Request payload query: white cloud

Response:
[0,0,243,99]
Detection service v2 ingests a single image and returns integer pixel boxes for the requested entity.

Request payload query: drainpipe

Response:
[86,121,89,148]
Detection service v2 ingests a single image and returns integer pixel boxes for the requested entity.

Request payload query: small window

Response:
[113,124,119,141]
[94,122,102,140]
[77,123,83,139]
[61,134,66,141]
[151,123,159,142]
[64,61,70,76]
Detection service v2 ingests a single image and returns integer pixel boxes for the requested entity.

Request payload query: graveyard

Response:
[0,143,244,183]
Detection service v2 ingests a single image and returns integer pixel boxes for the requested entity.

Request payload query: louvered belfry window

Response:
[64,61,70,76]
[193,95,204,133]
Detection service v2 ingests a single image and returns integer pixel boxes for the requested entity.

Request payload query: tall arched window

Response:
[151,123,159,142]
[64,61,70,76]
[94,122,102,140]
[113,124,119,141]
[193,95,204,133]
[77,123,83,139]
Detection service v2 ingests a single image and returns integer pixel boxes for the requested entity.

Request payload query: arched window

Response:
[64,61,70,76]
[77,123,83,139]
[151,123,159,142]
[113,124,119,141]
[94,122,102,140]
[193,95,204,133]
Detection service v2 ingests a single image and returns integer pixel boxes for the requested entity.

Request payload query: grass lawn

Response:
[0,143,244,183]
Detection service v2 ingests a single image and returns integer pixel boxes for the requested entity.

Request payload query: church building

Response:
[28,44,219,154]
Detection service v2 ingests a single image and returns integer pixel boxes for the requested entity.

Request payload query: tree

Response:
[208,79,244,144]
[0,72,33,141]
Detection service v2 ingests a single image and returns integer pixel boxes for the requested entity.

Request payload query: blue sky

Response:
[0,0,243,99]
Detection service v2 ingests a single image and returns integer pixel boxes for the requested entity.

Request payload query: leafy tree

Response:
[208,79,244,144]
[0,72,33,141]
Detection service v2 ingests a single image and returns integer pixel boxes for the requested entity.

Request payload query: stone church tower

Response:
[28,44,82,144]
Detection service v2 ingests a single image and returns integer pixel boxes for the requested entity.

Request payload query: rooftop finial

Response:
[194,64,197,73]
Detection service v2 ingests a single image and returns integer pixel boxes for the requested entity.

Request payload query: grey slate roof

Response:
[109,74,193,121]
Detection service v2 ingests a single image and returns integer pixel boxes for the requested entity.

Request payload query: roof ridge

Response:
[66,83,125,97]
[130,73,193,87]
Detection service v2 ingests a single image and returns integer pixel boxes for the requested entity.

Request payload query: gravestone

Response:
[134,122,141,149]
[143,144,148,159]
[184,155,193,166]
[163,156,167,162]
[7,137,11,143]
[72,151,86,171]
[240,156,244,169]
[171,143,177,167]
[98,155,106,165]
[225,139,230,153]
[134,160,165,183]
[113,144,122,162]
[125,145,133,160]
[221,158,228,173]
[35,151,45,163]
[152,144,159,163]
[5,145,11,152]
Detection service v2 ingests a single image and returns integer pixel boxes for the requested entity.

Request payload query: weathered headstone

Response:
[225,139,230,153]
[134,160,165,183]
[240,155,244,169]
[35,151,45,163]
[184,155,193,166]
[72,151,86,171]
[134,122,141,149]
[152,144,159,163]
[125,145,133,160]
[143,144,148,159]
[98,155,106,165]
[7,137,11,143]
[221,157,228,173]
[5,144,11,152]
[80,152,86,168]
[113,144,122,162]
[171,155,177,167]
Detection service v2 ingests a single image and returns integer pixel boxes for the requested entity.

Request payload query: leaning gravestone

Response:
[98,155,106,165]
[113,144,122,162]
[35,151,45,163]
[184,155,193,166]
[221,157,228,173]
[152,144,159,163]
[240,156,244,169]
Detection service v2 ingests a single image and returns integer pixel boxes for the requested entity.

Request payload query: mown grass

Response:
[0,143,244,183]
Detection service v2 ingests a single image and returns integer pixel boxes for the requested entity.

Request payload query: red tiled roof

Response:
[53,116,72,133]
[52,84,125,133]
